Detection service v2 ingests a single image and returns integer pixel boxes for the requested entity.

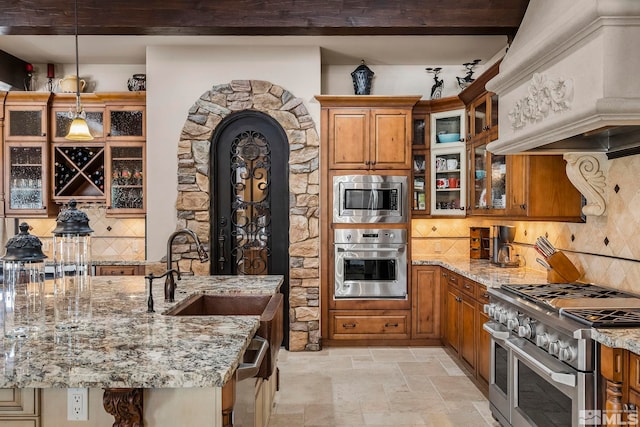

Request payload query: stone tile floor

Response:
[268,346,501,427]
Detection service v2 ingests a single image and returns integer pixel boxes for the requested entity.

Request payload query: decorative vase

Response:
[351,60,374,95]
[59,75,86,93]
[127,74,146,91]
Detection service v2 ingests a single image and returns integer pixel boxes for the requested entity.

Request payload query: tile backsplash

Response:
[412,154,640,294]
[19,204,145,262]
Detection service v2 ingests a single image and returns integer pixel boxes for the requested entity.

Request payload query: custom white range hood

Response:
[487,0,640,159]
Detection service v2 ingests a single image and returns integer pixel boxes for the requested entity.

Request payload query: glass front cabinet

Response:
[3,93,54,217]
[431,148,466,216]
[430,109,466,149]
[430,107,466,216]
[5,144,52,216]
[469,143,507,215]
[106,144,145,215]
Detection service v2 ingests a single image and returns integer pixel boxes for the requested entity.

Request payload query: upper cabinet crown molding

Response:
[315,95,421,109]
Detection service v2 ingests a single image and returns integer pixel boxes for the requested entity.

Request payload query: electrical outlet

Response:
[67,387,88,421]
[434,241,442,253]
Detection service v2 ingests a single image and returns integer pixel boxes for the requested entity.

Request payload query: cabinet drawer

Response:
[0,420,39,427]
[95,265,144,276]
[460,279,476,299]
[330,311,410,340]
[447,273,461,289]
[0,388,38,416]
[477,285,490,304]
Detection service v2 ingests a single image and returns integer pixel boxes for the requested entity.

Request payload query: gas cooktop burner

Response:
[502,283,636,302]
[561,308,640,328]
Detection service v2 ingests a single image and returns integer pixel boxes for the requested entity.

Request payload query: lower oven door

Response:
[484,321,512,427]
[505,337,594,427]
[334,244,407,298]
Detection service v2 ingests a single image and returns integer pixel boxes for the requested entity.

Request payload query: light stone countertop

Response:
[0,275,283,389]
[412,256,549,288]
[413,256,640,355]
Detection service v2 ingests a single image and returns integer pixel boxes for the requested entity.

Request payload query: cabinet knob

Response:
[520,204,527,210]
[42,132,46,137]
[342,322,356,329]
[384,322,399,328]
[364,160,370,165]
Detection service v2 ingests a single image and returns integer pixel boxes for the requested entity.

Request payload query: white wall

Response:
[322,64,487,99]
[145,45,322,260]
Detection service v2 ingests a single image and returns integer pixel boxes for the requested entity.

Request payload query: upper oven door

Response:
[333,175,407,223]
[334,243,407,299]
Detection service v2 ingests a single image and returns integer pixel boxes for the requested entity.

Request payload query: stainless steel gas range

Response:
[484,283,640,427]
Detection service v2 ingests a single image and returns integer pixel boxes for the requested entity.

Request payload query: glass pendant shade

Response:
[66,115,93,141]
[1,222,47,339]
[52,200,93,329]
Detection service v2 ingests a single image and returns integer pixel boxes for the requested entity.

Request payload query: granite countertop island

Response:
[0,275,283,390]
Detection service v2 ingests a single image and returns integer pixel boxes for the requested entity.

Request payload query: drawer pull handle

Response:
[482,293,489,299]
[385,322,399,328]
[342,322,356,329]
[464,284,471,289]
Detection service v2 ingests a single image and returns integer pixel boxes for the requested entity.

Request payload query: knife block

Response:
[546,251,581,283]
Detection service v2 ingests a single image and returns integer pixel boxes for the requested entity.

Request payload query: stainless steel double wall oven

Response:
[332,175,408,300]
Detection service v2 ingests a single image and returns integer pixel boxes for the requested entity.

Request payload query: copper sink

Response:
[165,293,283,379]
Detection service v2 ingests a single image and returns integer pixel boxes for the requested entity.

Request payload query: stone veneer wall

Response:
[174,80,320,351]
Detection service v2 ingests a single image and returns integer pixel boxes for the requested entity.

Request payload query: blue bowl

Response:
[438,133,460,143]
[475,170,486,179]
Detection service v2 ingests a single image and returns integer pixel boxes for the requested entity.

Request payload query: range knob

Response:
[536,333,550,349]
[518,323,535,339]
[492,308,502,322]
[507,318,519,330]
[484,304,494,316]
[498,310,508,324]
[559,346,577,363]
[549,341,560,356]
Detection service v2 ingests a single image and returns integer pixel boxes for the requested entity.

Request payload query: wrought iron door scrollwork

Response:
[229,130,272,274]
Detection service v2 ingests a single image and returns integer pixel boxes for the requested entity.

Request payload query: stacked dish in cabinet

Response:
[430,109,466,216]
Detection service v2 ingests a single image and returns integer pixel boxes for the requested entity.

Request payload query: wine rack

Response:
[53,145,106,199]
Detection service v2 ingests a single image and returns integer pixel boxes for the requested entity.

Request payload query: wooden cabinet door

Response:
[477,308,491,385]
[460,294,476,371]
[328,109,369,169]
[371,110,411,169]
[411,266,440,339]
[506,155,528,216]
[445,287,460,352]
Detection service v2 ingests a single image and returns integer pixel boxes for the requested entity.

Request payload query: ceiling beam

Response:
[0,0,529,37]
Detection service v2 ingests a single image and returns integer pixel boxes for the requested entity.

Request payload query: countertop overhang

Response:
[0,275,283,389]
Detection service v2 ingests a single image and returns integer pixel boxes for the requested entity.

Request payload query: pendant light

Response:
[65,0,93,141]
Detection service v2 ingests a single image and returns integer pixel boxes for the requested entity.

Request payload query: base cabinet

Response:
[411,266,441,339]
[95,264,145,276]
[600,345,640,426]
[441,268,490,391]
[0,388,39,427]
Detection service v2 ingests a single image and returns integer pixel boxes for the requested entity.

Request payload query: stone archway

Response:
[175,80,320,351]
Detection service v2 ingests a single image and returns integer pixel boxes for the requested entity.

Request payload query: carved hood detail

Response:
[487,0,640,159]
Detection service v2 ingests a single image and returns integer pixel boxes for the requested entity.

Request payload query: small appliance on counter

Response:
[490,225,520,268]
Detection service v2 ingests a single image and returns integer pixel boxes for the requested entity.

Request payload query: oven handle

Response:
[503,338,576,388]
[335,247,405,253]
[482,322,509,341]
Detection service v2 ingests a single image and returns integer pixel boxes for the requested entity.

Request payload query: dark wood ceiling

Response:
[1,0,529,38]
